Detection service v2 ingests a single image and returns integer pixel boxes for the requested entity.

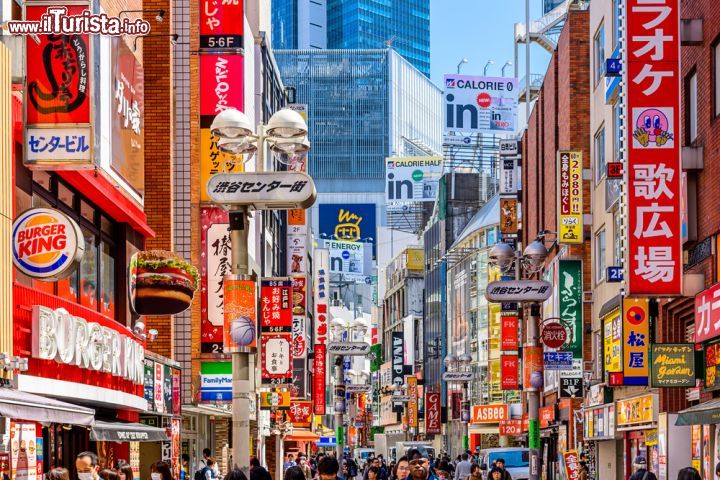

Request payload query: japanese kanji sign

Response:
[407,376,418,428]
[485,280,553,302]
[291,277,308,359]
[313,249,330,415]
[313,343,326,415]
[625,0,682,295]
[604,312,623,374]
[261,333,292,385]
[499,197,518,234]
[260,278,292,333]
[201,207,230,353]
[695,283,720,342]
[200,126,235,203]
[288,400,312,427]
[559,260,583,359]
[623,298,650,385]
[200,54,244,116]
[562,450,580,480]
[425,391,441,434]
[557,151,583,244]
[206,172,317,210]
[199,0,243,49]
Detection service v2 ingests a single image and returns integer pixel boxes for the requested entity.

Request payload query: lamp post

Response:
[208,107,310,476]
[488,236,550,480]
[483,59,495,76]
[457,58,469,74]
[444,354,472,453]
[501,61,513,77]
[330,319,369,465]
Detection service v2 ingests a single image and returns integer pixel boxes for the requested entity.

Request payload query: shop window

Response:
[594,125,606,184]
[687,70,698,143]
[29,174,119,320]
[596,229,606,284]
[594,23,605,86]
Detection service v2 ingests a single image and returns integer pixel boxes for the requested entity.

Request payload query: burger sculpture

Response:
[129,250,199,316]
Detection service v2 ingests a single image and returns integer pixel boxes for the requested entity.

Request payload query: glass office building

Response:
[543,0,565,14]
[275,49,441,193]
[326,0,430,77]
[272,0,327,50]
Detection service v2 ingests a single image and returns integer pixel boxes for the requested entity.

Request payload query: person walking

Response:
[467,464,482,480]
[250,458,272,480]
[298,456,313,480]
[629,457,657,480]
[76,452,100,480]
[116,463,133,480]
[46,468,70,480]
[454,454,472,480]
[391,457,410,480]
[317,457,340,480]
[202,459,217,480]
[676,468,701,480]
[285,467,306,480]
[285,455,297,472]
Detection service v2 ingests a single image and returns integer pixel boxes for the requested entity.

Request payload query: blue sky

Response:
[429,0,552,86]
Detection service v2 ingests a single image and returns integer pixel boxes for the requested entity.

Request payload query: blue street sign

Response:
[543,352,573,370]
[342,250,350,260]
[607,266,623,283]
[605,58,621,77]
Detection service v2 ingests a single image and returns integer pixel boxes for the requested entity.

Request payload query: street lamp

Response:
[488,234,551,480]
[445,354,472,453]
[501,60,513,77]
[457,58,469,74]
[209,106,310,477]
[483,59,495,76]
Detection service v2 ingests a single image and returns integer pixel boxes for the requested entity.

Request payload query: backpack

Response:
[349,463,358,478]
[195,467,209,480]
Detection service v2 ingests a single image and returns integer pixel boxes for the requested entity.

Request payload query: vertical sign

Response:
[425,390,441,434]
[557,151,583,244]
[291,275,308,359]
[199,55,244,116]
[501,355,519,390]
[392,332,405,413]
[199,0,244,50]
[10,423,37,480]
[625,0,681,295]
[500,198,518,234]
[524,346,543,391]
[25,4,93,168]
[154,362,164,414]
[604,313,623,375]
[407,376,418,428]
[562,450,580,480]
[559,260,583,360]
[500,158,517,194]
[501,314,519,351]
[260,279,292,384]
[313,249,330,415]
[623,298,650,385]
[223,277,257,350]
[201,208,230,353]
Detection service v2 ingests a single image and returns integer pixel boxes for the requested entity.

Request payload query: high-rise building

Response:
[272,0,327,49]
[326,0,430,77]
[543,0,565,14]
[275,48,441,194]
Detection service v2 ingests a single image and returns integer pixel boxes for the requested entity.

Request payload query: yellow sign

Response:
[616,394,654,426]
[406,248,424,271]
[500,198,518,234]
[259,390,290,410]
[557,150,583,244]
[407,376,418,428]
[645,429,658,446]
[603,311,622,373]
[623,298,650,384]
[200,127,243,202]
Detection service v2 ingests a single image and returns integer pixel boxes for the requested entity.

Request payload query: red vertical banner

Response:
[501,355,519,390]
[199,55,244,117]
[260,279,292,384]
[501,314,519,351]
[199,0,243,49]
[313,343,326,415]
[425,390,441,434]
[625,0,681,295]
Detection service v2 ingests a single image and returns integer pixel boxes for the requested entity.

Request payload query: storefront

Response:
[581,385,616,480]
[616,393,658,478]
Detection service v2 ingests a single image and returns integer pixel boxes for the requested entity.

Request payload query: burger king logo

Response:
[12,208,84,280]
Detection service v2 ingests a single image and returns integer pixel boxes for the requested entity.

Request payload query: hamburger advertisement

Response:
[129,250,199,316]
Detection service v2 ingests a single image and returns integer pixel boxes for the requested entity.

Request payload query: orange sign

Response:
[407,376,418,428]
[540,405,555,428]
[471,404,509,424]
[288,209,306,226]
[223,277,257,350]
[499,419,526,436]
[523,346,543,390]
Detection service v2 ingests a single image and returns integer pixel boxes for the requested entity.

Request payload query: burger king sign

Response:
[12,208,85,280]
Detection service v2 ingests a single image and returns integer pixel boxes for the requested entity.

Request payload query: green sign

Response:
[559,260,583,359]
[528,419,540,449]
[337,426,345,446]
[650,343,695,387]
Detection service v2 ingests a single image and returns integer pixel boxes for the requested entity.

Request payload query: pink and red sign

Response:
[200,55,244,117]
[501,355,519,390]
[201,207,230,353]
[625,0,681,295]
[200,0,243,48]
[313,343,326,415]
[26,4,91,125]
[696,283,720,342]
[501,314,519,351]
[425,391,441,434]
[260,279,292,332]
[260,333,292,385]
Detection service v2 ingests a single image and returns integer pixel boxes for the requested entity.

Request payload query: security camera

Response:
[147,329,159,342]
[133,321,146,336]
[489,242,515,272]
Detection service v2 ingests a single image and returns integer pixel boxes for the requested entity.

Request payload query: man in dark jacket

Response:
[250,457,272,480]
[629,456,657,480]
[494,459,512,480]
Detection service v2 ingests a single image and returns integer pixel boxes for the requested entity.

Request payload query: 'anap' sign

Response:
[12,208,84,281]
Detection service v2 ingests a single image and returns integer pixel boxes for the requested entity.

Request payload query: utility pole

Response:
[335,357,346,465]
[527,303,541,480]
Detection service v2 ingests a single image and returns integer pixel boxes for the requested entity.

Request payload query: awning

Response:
[182,404,232,417]
[286,430,320,442]
[469,425,499,435]
[90,421,168,442]
[0,389,94,426]
[676,398,720,426]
